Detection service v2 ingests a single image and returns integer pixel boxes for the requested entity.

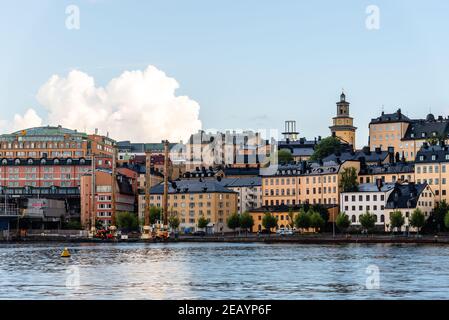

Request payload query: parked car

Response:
[276,228,285,235]
[193,231,206,237]
[283,229,294,235]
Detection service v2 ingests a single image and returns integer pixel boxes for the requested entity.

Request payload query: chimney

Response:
[388,147,394,164]
[376,178,383,191]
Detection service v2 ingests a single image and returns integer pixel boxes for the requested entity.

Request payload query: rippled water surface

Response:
[1,242,449,299]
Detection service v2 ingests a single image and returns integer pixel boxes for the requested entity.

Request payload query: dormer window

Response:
[432,155,437,161]
[411,133,415,138]
[419,156,424,161]
[422,132,426,138]
[433,132,437,137]
[446,154,449,160]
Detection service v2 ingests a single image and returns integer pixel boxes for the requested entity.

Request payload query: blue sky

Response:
[1,0,449,147]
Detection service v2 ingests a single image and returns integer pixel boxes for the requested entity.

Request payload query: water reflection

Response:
[1,243,449,299]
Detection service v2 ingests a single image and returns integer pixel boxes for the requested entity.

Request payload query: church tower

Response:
[329,91,357,146]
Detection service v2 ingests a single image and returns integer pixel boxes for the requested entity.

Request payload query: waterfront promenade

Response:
[2,231,449,245]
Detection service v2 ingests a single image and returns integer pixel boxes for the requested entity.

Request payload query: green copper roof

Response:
[8,126,87,137]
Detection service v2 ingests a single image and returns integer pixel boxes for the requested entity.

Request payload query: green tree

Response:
[149,206,162,224]
[278,149,293,163]
[336,212,351,232]
[310,136,342,161]
[116,212,139,231]
[359,211,376,234]
[294,209,311,231]
[168,215,180,231]
[339,167,359,192]
[434,200,449,231]
[262,213,278,233]
[310,211,325,232]
[197,216,210,230]
[390,210,405,233]
[444,211,449,229]
[410,208,425,235]
[227,213,241,234]
[239,212,254,235]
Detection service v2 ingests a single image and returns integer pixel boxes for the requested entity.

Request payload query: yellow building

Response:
[262,160,360,207]
[358,162,415,185]
[139,179,238,233]
[369,110,449,162]
[415,144,449,204]
[329,92,357,146]
[384,183,435,232]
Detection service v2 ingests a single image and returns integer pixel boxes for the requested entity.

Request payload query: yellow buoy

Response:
[61,247,71,258]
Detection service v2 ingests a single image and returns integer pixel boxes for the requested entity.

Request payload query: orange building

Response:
[80,170,135,228]
[262,160,361,207]
[0,126,115,159]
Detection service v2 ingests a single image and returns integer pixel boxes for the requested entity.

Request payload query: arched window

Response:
[1,159,7,165]
[27,159,33,165]
[14,159,20,165]
[54,158,59,165]
[80,158,85,165]
[41,159,46,165]
[67,158,72,165]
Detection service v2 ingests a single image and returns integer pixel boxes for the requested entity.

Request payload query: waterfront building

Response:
[80,169,135,228]
[0,126,115,159]
[341,181,434,232]
[0,185,81,232]
[329,92,357,146]
[0,157,91,188]
[369,109,449,161]
[261,160,361,207]
[415,143,449,204]
[384,182,435,232]
[139,179,238,233]
[340,182,396,228]
[216,176,262,214]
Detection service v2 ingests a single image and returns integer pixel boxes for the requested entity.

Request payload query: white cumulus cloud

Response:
[8,65,202,142]
[12,109,43,132]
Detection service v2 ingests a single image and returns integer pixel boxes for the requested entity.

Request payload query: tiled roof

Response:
[149,179,237,194]
[370,109,411,124]
[403,118,449,140]
[385,183,428,209]
[323,149,389,163]
[352,183,396,193]
[359,162,414,175]
[216,177,262,188]
[416,144,449,163]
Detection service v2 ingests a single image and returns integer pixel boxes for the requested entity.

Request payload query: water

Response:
[1,242,449,299]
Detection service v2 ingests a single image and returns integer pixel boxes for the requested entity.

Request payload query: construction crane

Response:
[141,150,152,239]
[143,140,171,241]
